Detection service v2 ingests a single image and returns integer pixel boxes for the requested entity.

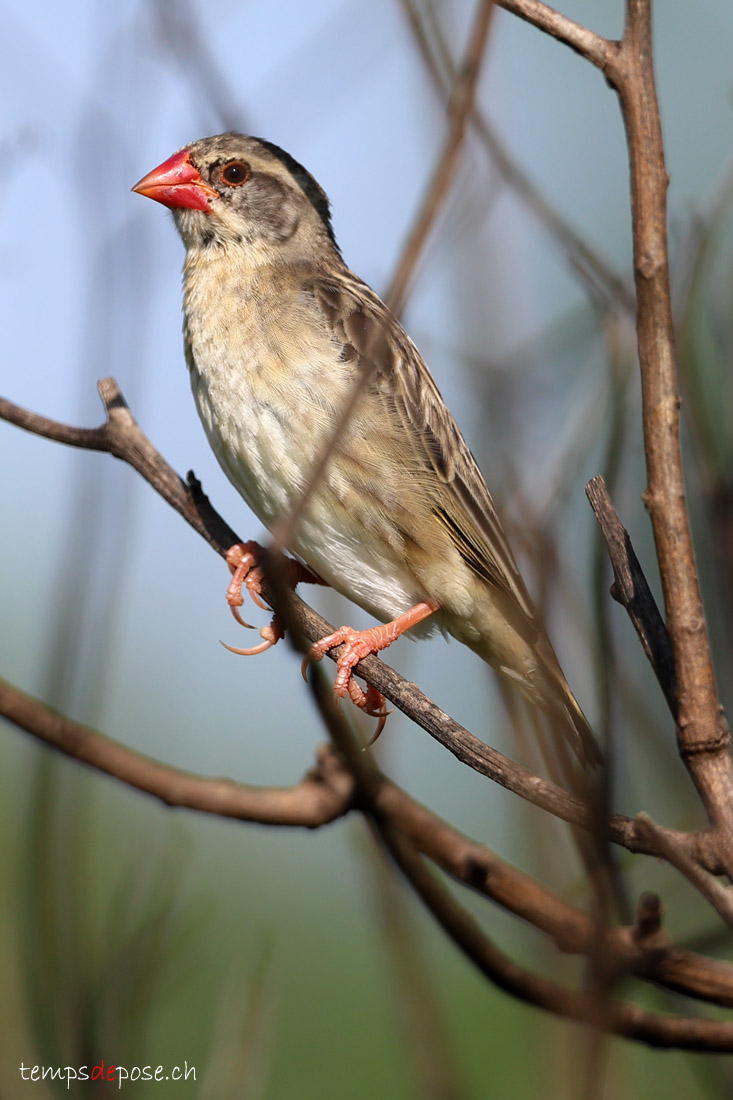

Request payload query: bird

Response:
[132,132,599,766]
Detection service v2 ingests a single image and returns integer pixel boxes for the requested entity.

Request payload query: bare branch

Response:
[0,381,239,556]
[604,1,733,836]
[295,628,733,1048]
[635,813,733,929]
[380,822,733,1052]
[0,677,353,828]
[494,0,613,69]
[377,783,733,1009]
[586,474,677,716]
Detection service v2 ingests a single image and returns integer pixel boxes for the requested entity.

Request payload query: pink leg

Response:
[306,601,438,736]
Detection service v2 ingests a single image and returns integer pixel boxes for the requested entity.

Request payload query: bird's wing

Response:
[312,273,539,633]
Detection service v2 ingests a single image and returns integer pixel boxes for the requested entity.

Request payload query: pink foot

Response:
[305,601,438,740]
[225,542,267,627]
[223,542,325,655]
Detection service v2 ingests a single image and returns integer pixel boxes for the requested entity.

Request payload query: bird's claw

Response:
[226,542,269,625]
[224,542,321,659]
[306,625,390,742]
[221,616,284,656]
[224,540,284,652]
[226,543,323,625]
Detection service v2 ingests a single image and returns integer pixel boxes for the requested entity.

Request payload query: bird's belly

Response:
[190,361,420,623]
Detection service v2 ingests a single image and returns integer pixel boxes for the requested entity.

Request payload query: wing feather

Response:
[312,272,538,633]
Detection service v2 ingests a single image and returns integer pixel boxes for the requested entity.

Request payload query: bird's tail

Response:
[464,612,602,768]
[544,675,602,769]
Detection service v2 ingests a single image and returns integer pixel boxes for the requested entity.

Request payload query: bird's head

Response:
[132,132,340,262]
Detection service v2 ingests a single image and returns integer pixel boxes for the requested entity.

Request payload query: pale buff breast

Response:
[182,251,427,622]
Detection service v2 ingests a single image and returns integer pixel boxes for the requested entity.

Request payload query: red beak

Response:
[132,149,218,212]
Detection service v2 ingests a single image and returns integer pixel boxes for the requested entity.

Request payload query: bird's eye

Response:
[219,160,251,187]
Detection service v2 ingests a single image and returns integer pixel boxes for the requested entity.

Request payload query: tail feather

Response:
[547,681,603,769]
[460,611,602,768]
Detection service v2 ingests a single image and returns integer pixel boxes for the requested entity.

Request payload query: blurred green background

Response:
[2,1,733,1096]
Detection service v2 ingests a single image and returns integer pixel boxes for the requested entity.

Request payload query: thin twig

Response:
[0,380,239,556]
[400,0,634,312]
[0,677,353,828]
[495,0,613,68]
[635,813,733,929]
[586,474,677,717]
[386,0,496,314]
[365,833,468,1100]
[149,0,245,130]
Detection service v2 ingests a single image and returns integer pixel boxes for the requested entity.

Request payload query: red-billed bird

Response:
[133,133,598,765]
